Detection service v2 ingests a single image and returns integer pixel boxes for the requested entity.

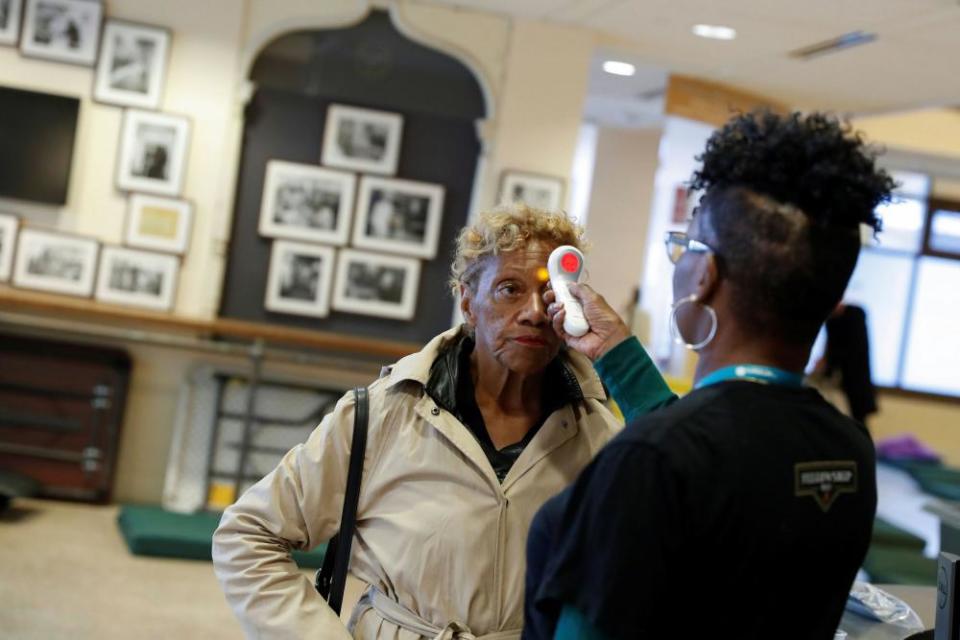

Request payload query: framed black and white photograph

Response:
[116,109,190,197]
[94,246,178,311]
[500,171,565,212]
[258,160,356,246]
[12,227,99,297]
[321,104,403,176]
[0,213,19,281]
[94,20,171,109]
[332,249,420,320]
[352,176,444,259]
[125,194,192,255]
[19,0,102,65]
[0,0,23,46]
[264,241,335,318]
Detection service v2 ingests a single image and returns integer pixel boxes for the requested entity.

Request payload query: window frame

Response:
[865,194,960,402]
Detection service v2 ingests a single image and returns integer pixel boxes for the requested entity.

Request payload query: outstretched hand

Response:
[545,283,631,361]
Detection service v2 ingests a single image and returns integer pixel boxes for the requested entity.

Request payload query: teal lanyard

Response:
[695,364,805,390]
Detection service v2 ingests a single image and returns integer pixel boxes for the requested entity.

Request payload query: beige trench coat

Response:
[213,327,622,639]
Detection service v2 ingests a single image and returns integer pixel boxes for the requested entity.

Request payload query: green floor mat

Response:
[862,546,937,586]
[871,518,927,552]
[909,466,960,502]
[117,504,328,568]
[881,459,960,501]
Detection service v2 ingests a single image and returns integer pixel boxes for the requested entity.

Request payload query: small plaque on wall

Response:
[125,194,193,255]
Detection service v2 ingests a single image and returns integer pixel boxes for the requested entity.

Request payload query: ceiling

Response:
[418,0,960,118]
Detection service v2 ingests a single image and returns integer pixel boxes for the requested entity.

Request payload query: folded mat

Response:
[907,465,960,502]
[880,458,960,502]
[870,517,927,552]
[862,546,937,586]
[864,517,936,586]
[118,504,328,568]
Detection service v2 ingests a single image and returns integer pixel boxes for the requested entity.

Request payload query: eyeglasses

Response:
[664,231,713,264]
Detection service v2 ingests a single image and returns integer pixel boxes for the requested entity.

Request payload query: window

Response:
[843,251,915,387]
[927,204,960,256]
[835,172,960,398]
[901,258,960,396]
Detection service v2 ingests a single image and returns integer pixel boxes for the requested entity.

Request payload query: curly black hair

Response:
[688,111,895,344]
[690,110,895,232]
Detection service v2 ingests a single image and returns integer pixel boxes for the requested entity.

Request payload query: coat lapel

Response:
[500,405,580,493]
[413,393,503,493]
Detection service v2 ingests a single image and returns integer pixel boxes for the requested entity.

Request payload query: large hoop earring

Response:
[669,294,718,351]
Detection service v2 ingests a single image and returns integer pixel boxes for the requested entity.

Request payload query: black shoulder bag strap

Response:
[314,386,369,615]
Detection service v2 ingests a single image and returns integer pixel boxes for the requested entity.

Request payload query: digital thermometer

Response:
[547,245,589,337]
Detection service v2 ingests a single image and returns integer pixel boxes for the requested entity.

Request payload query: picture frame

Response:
[0,0,23,46]
[332,249,421,321]
[116,109,190,197]
[125,193,193,255]
[94,245,179,311]
[352,176,445,259]
[321,104,403,176]
[0,212,19,281]
[19,0,102,66]
[264,240,335,318]
[12,227,99,297]
[258,160,356,246]
[94,20,171,109]
[499,170,565,212]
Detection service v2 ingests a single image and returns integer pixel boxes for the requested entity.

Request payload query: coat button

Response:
[431,406,440,416]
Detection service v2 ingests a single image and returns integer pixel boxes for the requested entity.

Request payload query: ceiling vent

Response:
[789,31,877,60]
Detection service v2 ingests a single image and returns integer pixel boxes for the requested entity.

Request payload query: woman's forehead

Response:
[490,242,556,272]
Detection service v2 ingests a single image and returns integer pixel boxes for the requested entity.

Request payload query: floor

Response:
[0,468,940,638]
[0,498,363,639]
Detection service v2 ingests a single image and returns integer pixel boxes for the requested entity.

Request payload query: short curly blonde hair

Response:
[450,203,587,294]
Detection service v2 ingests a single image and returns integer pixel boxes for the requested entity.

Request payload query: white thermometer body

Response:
[547,246,589,337]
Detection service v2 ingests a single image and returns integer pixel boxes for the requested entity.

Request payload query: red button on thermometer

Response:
[547,246,589,337]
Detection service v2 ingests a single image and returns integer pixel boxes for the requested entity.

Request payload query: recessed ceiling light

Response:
[602,60,636,77]
[692,24,736,40]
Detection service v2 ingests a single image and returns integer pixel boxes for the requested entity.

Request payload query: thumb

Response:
[568,282,595,303]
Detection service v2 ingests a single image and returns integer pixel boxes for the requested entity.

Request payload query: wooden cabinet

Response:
[0,333,130,502]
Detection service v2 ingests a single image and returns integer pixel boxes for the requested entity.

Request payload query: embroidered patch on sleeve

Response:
[794,461,858,512]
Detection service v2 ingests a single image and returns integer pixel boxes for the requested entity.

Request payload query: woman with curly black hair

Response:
[524,110,896,640]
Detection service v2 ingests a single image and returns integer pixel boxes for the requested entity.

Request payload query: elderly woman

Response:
[526,111,895,639]
[212,204,674,639]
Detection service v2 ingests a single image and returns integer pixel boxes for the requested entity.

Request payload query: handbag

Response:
[314,386,369,615]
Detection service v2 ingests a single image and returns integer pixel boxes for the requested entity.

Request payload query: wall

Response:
[0,0,603,503]
[0,0,246,318]
[872,393,960,466]
[639,115,715,368]
[854,108,960,160]
[582,126,661,318]
[482,19,595,209]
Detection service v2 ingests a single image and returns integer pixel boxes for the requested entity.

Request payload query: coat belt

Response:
[350,588,521,640]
